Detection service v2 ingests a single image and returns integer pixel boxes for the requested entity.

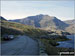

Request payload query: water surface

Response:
[56,35,75,49]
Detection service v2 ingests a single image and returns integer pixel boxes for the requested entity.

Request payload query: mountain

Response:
[65,24,75,34]
[64,19,75,34]
[0,16,7,21]
[9,14,69,30]
[64,19,75,25]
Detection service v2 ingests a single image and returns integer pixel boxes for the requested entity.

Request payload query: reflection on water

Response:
[56,35,75,49]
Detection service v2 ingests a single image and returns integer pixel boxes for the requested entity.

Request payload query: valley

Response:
[0,15,75,55]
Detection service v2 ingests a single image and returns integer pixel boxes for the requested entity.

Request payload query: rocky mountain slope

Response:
[9,14,69,30]
[65,24,75,34]
[64,19,75,34]
[64,19,75,25]
[0,16,7,21]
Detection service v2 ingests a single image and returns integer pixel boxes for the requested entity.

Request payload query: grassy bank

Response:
[1,20,48,41]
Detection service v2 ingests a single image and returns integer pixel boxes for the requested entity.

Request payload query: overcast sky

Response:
[1,0,74,21]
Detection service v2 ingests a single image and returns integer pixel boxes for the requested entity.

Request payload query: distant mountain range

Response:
[64,19,75,25]
[65,24,75,34]
[64,19,75,34]
[9,14,69,30]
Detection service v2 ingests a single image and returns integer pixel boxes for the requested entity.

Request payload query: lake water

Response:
[56,35,75,49]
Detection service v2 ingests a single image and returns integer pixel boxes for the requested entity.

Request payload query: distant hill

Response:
[64,19,75,34]
[64,19,75,25]
[0,16,7,21]
[9,14,69,30]
[65,24,75,34]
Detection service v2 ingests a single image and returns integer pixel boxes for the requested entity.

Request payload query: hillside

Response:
[64,19,75,34]
[0,17,48,38]
[9,14,69,30]
[65,24,75,34]
[0,16,7,21]
[64,19,75,25]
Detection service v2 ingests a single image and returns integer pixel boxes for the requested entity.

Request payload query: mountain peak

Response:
[36,14,47,16]
[9,14,69,30]
[38,14,44,16]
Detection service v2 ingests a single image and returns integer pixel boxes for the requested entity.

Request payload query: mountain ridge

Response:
[64,19,75,25]
[0,16,7,21]
[9,14,69,30]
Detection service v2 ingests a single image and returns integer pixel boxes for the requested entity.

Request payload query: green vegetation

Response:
[0,20,48,40]
[51,35,70,41]
[40,35,69,46]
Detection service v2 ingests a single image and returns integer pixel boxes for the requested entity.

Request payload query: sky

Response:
[1,0,75,21]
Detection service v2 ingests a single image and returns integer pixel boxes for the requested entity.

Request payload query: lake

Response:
[56,35,75,49]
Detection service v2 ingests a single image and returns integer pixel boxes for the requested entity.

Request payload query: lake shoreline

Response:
[56,35,74,49]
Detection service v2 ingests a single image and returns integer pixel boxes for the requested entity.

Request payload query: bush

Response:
[49,40,59,46]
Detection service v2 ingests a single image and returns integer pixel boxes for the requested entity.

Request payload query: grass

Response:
[1,20,48,40]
